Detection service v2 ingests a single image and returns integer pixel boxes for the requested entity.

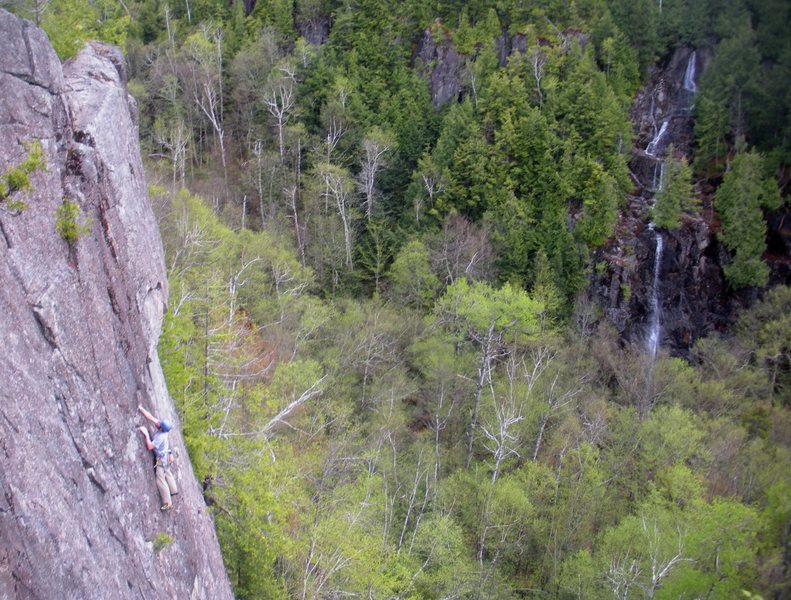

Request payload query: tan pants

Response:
[156,465,178,506]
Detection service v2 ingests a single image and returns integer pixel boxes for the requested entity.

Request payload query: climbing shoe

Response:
[161,503,172,511]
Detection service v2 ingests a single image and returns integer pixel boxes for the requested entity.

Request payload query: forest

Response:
[5,0,790,597]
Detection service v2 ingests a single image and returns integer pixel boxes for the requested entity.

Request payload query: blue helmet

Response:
[158,420,172,432]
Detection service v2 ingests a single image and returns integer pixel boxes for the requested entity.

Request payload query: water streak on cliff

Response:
[589,47,730,356]
[646,120,669,157]
[683,51,697,94]
[646,229,664,358]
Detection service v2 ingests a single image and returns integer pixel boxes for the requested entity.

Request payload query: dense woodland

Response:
[5,0,791,596]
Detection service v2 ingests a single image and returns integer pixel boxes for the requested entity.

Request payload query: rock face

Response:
[413,26,467,107]
[590,47,744,354]
[413,26,529,107]
[0,11,232,599]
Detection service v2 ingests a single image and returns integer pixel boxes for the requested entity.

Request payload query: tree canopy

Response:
[9,0,790,596]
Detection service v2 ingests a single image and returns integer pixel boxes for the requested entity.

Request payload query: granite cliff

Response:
[0,10,232,599]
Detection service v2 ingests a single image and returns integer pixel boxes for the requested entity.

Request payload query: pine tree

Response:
[715,147,781,288]
[653,154,695,230]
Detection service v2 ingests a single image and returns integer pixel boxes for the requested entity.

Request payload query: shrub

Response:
[55,199,92,247]
[0,141,46,211]
[151,532,174,555]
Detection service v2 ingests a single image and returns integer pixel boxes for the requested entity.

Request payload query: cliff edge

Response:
[0,10,233,599]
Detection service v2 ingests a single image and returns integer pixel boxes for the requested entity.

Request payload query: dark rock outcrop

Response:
[0,11,232,599]
[589,47,740,354]
[591,46,790,355]
[297,12,330,46]
[413,25,467,107]
[413,26,585,108]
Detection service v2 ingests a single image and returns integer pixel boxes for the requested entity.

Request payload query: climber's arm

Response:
[137,404,160,427]
[137,426,155,451]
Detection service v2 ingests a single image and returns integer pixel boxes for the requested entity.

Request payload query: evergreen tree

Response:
[652,154,695,230]
[715,147,781,288]
[694,16,762,171]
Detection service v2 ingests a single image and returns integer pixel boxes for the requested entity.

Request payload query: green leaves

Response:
[386,239,440,310]
[436,278,544,344]
[573,156,620,247]
[639,405,706,476]
[652,154,695,230]
[43,0,130,59]
[1,141,45,211]
[736,286,791,404]
[55,198,92,247]
[715,148,781,288]
[125,3,791,598]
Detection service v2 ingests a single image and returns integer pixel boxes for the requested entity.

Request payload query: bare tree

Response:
[229,28,279,152]
[638,515,689,598]
[528,47,547,107]
[413,154,446,224]
[318,163,355,269]
[154,118,189,190]
[317,80,352,163]
[480,356,526,483]
[282,124,307,265]
[357,127,393,220]
[183,24,228,184]
[262,61,298,164]
[428,214,494,284]
[607,514,690,599]
[530,349,583,461]
[607,555,641,600]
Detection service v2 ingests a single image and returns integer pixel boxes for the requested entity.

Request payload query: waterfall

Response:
[646,157,665,357]
[646,230,663,358]
[683,51,697,93]
[646,120,668,156]
[643,50,696,355]
[651,160,666,192]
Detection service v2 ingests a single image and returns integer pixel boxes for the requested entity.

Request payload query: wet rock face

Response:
[590,46,740,355]
[0,10,232,600]
[590,210,735,356]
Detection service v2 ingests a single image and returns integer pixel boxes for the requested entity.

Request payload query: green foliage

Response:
[639,405,705,475]
[573,156,620,247]
[1,141,45,211]
[715,148,781,288]
[551,45,631,183]
[153,183,791,598]
[386,239,440,310]
[608,0,660,67]
[694,90,732,174]
[736,286,791,404]
[410,513,477,598]
[151,532,174,554]
[620,281,631,301]
[119,3,791,597]
[652,153,696,230]
[55,199,92,247]
[598,31,640,100]
[668,499,760,598]
[436,278,544,343]
[693,8,791,170]
[530,249,565,323]
[43,0,130,59]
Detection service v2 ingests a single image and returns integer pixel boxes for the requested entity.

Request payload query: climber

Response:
[137,404,178,511]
